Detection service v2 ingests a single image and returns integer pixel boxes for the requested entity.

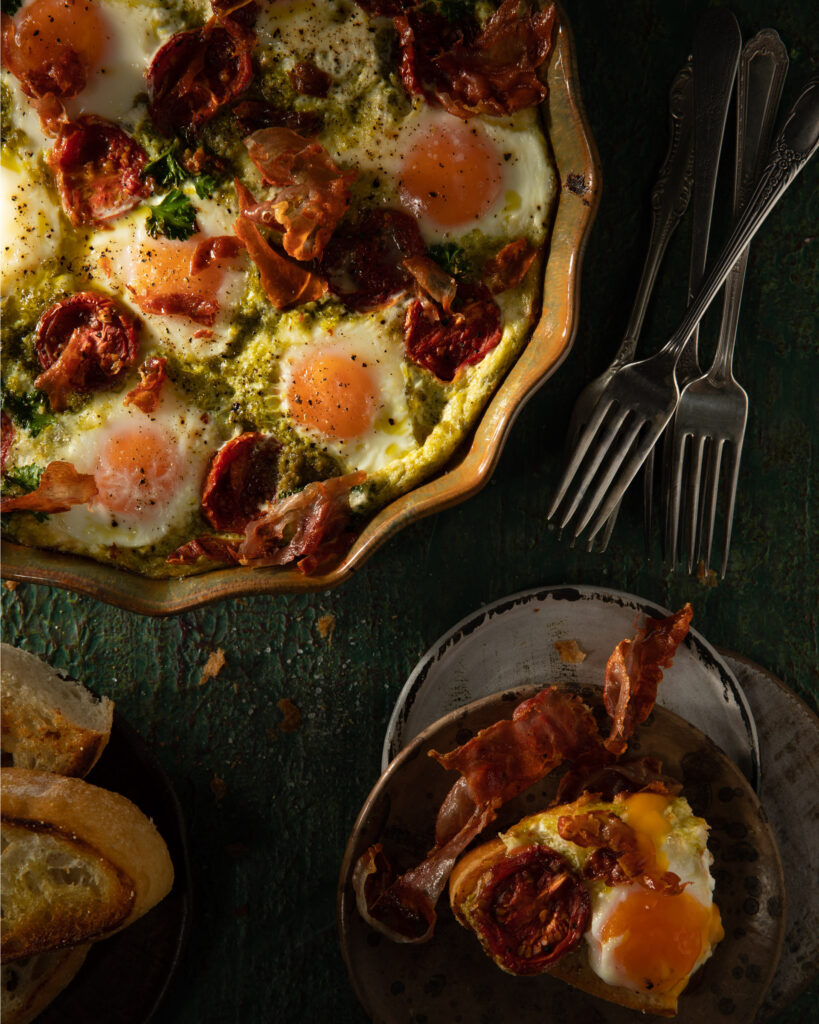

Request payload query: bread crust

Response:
[1,768,174,963]
[449,837,681,1017]
[1,645,114,778]
[1,945,90,1024]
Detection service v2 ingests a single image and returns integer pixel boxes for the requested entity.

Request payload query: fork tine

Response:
[665,427,689,566]
[572,416,650,540]
[551,403,628,527]
[547,397,616,520]
[684,434,708,573]
[698,437,724,572]
[719,437,744,577]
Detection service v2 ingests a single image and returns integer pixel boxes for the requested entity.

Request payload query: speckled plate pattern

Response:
[338,684,785,1024]
[0,5,600,615]
[383,586,760,789]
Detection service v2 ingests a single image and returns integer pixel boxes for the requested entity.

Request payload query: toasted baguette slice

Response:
[1,768,174,963]
[1,945,90,1024]
[450,839,683,1018]
[1,645,114,778]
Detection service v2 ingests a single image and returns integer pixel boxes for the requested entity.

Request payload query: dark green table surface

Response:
[2,1,817,1022]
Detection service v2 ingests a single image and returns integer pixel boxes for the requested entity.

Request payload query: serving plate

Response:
[30,713,191,1024]
[0,5,600,614]
[338,684,785,1024]
[383,586,760,789]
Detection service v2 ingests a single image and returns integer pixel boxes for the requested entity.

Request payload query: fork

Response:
[648,9,742,545]
[547,73,819,546]
[665,30,789,576]
[561,60,694,553]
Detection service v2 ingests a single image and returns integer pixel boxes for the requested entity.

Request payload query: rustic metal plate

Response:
[339,684,785,1024]
[384,586,760,789]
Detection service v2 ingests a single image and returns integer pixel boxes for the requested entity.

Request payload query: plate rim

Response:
[382,584,761,791]
[340,680,784,1024]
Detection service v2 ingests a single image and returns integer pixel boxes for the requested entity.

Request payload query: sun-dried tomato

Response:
[34,293,141,412]
[201,432,282,533]
[404,283,502,381]
[147,16,255,138]
[470,845,590,974]
[321,209,426,312]
[49,115,151,226]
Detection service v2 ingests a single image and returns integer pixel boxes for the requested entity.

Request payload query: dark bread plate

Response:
[338,683,785,1024]
[32,713,191,1024]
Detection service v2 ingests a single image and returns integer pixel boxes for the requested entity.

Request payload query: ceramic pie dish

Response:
[0,5,600,614]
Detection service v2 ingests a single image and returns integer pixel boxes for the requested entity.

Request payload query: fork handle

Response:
[711,30,788,383]
[665,72,819,364]
[618,62,695,361]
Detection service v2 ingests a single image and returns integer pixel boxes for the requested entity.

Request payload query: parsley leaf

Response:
[429,242,472,278]
[194,173,219,200]
[428,0,477,21]
[143,143,187,189]
[1,389,55,438]
[4,464,44,493]
[146,189,197,241]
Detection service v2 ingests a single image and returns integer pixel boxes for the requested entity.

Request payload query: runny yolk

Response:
[602,889,724,994]
[286,353,378,440]
[94,425,181,519]
[11,0,111,75]
[129,238,228,304]
[399,119,504,228]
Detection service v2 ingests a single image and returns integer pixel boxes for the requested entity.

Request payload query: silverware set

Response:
[550,10,818,576]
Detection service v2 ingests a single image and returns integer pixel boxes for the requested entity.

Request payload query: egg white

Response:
[0,158,62,293]
[275,310,418,474]
[49,384,221,548]
[81,200,246,358]
[503,795,720,994]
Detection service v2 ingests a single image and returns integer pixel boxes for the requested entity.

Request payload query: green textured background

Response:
[2,0,817,1021]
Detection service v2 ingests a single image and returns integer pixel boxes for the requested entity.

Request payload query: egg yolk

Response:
[622,792,673,873]
[287,353,378,440]
[399,120,504,228]
[601,888,723,994]
[93,425,182,518]
[10,0,111,74]
[128,237,229,306]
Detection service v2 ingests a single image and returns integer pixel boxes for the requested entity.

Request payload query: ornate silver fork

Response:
[547,73,819,546]
[562,59,694,553]
[666,29,789,576]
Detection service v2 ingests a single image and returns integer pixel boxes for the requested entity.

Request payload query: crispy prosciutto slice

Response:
[603,604,693,755]
[49,116,152,226]
[243,128,356,261]
[404,284,502,382]
[234,217,326,309]
[238,471,366,572]
[557,809,686,894]
[123,357,168,414]
[483,238,538,293]
[146,14,255,138]
[33,293,141,412]
[167,471,365,574]
[395,0,556,119]
[0,461,97,514]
